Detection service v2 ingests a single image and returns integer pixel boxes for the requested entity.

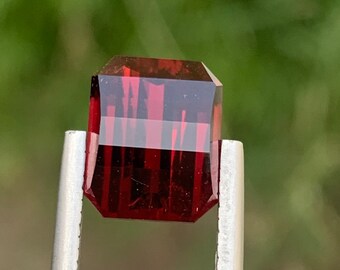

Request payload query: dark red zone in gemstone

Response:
[84,56,222,222]
[99,56,212,81]
[87,146,218,221]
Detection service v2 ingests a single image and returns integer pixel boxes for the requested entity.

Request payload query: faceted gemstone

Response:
[84,56,222,222]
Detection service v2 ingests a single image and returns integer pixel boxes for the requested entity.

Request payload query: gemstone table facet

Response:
[84,56,222,222]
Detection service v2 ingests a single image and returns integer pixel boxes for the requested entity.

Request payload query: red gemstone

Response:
[84,56,222,222]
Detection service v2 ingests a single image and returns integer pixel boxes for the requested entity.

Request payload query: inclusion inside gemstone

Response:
[84,56,222,222]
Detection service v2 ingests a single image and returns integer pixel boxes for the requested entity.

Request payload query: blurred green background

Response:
[0,0,339,269]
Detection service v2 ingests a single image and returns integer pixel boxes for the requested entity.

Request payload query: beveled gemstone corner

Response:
[84,56,222,222]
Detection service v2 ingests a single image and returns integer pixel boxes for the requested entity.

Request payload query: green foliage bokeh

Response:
[0,0,339,269]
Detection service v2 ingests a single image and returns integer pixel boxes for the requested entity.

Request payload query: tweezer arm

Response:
[52,131,86,270]
[51,133,244,270]
[216,140,244,270]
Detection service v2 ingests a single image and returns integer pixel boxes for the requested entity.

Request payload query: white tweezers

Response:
[51,130,244,270]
